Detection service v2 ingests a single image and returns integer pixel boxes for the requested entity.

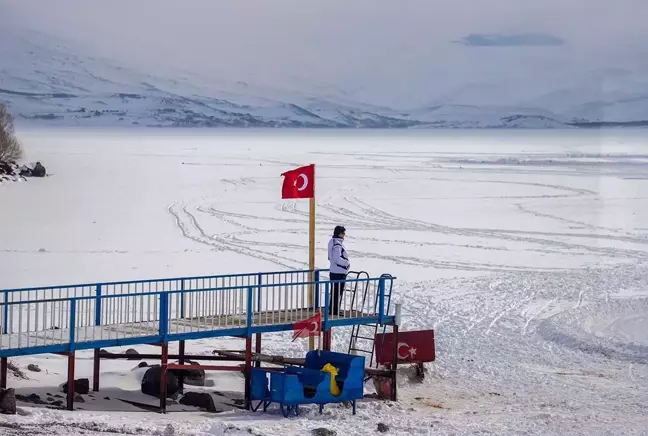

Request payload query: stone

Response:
[377,423,389,433]
[99,349,112,357]
[125,349,140,360]
[74,394,85,403]
[27,364,41,373]
[170,360,205,387]
[311,429,336,436]
[51,400,63,407]
[179,392,218,412]
[138,362,148,368]
[62,378,90,395]
[141,365,180,399]
[15,393,46,405]
[0,388,17,414]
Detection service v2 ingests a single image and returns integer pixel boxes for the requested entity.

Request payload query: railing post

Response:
[95,285,102,326]
[159,293,169,341]
[69,298,77,351]
[314,270,320,309]
[323,281,330,328]
[2,290,8,335]
[246,287,253,336]
[180,280,185,319]
[378,277,386,324]
[256,273,262,313]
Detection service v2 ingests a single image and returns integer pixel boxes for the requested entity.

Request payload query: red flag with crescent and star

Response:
[291,311,322,341]
[281,164,315,199]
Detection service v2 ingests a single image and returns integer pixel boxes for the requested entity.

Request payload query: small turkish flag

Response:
[281,164,315,199]
[292,312,322,341]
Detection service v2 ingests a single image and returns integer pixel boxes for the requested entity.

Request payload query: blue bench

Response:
[250,351,365,417]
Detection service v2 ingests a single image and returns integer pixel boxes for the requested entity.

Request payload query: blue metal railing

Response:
[0,270,395,358]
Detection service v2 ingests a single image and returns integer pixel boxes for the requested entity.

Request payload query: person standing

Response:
[328,226,350,316]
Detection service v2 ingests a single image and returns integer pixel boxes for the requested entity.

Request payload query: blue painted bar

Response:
[69,298,77,351]
[314,270,320,309]
[159,293,169,341]
[2,290,8,335]
[378,277,386,324]
[246,286,254,336]
[1,268,330,295]
[95,285,102,326]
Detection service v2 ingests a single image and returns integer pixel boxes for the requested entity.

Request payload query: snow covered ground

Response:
[1,129,648,435]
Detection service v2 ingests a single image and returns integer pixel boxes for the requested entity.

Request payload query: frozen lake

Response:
[1,128,648,435]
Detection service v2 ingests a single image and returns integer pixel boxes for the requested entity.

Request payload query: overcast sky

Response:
[2,0,647,108]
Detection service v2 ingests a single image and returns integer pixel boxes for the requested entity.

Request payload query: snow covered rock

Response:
[377,423,389,433]
[62,378,90,395]
[178,392,218,412]
[0,388,16,414]
[171,360,205,387]
[311,429,336,436]
[141,365,180,399]
[27,364,41,373]
[125,348,141,360]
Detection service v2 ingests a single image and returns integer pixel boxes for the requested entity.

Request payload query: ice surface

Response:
[1,129,648,435]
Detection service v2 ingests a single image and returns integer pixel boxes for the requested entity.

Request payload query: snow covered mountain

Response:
[1,26,647,129]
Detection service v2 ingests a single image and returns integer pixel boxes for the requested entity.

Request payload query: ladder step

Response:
[352,335,375,341]
[350,348,374,354]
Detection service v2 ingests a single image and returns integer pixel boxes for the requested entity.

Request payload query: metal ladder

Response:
[347,273,394,368]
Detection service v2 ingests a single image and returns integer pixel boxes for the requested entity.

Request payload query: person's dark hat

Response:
[333,226,346,237]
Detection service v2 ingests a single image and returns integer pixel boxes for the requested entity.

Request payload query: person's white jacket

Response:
[328,237,350,274]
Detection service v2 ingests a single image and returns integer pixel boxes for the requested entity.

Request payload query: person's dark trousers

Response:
[329,273,347,316]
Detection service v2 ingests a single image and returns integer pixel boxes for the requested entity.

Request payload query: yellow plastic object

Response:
[321,363,341,397]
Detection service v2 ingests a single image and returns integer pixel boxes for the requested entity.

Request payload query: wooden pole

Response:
[92,349,100,392]
[0,358,7,389]
[244,337,253,410]
[66,352,76,411]
[308,166,316,351]
[159,343,169,414]
[178,340,186,394]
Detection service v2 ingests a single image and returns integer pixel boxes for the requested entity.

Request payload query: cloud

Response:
[457,33,565,47]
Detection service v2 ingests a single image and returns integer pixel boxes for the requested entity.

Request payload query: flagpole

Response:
[308,165,316,351]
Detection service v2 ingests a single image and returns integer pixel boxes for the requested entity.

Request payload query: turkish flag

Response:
[281,164,315,199]
[291,312,322,341]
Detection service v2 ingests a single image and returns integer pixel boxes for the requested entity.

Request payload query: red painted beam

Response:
[159,343,169,414]
[93,349,100,392]
[0,358,7,389]
[67,353,75,411]
[167,363,244,372]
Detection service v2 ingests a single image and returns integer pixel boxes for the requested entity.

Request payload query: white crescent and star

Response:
[397,342,417,359]
[295,173,309,191]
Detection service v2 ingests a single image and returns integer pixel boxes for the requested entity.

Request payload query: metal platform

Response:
[1,269,396,358]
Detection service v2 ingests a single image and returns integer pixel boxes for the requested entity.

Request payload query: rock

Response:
[0,388,16,414]
[74,394,85,403]
[32,162,46,177]
[171,360,205,387]
[27,364,41,373]
[99,349,112,357]
[104,396,110,400]
[138,362,148,368]
[15,393,46,405]
[62,378,90,395]
[377,423,389,433]
[312,429,336,436]
[51,400,63,407]
[179,392,218,412]
[141,365,180,399]
[125,349,140,360]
